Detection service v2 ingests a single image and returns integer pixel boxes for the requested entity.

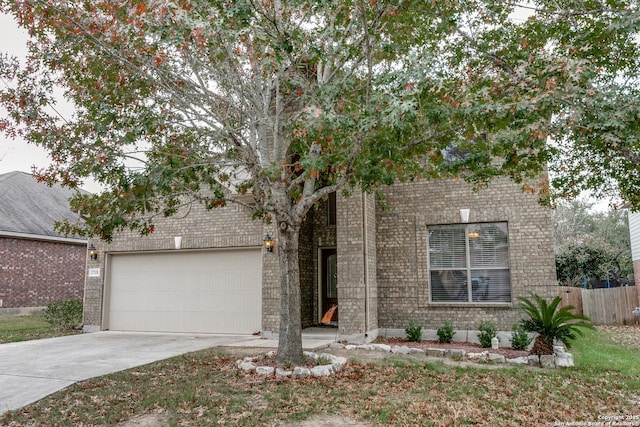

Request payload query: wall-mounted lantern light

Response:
[88,243,98,260]
[459,208,470,223]
[263,234,274,252]
[174,236,182,250]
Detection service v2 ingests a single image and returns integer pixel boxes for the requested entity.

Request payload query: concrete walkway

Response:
[0,330,335,415]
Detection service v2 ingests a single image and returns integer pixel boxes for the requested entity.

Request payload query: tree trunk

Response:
[275,220,304,365]
[530,334,554,355]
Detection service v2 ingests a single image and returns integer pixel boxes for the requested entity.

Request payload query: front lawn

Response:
[0,314,79,344]
[2,327,639,426]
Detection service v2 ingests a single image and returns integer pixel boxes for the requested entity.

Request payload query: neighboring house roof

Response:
[0,171,87,243]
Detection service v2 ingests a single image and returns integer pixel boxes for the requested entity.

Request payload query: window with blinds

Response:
[428,222,510,303]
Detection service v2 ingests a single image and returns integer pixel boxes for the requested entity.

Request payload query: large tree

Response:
[1,0,638,363]
[553,199,633,286]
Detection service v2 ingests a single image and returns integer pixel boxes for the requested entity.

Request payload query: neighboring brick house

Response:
[83,176,557,341]
[0,171,87,313]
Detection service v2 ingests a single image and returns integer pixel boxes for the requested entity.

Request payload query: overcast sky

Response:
[0,15,50,176]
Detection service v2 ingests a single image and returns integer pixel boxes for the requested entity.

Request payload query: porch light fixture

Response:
[174,236,182,250]
[459,208,470,223]
[263,234,274,252]
[88,243,98,260]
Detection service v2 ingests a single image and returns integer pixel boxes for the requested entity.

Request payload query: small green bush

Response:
[436,321,456,343]
[510,323,533,351]
[405,319,423,342]
[44,300,83,331]
[477,320,499,348]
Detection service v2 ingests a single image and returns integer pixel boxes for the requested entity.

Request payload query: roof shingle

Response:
[0,171,86,239]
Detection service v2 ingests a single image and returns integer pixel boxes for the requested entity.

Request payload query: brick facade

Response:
[0,237,85,308]
[83,177,557,339]
[336,192,378,339]
[375,177,557,332]
[83,202,264,329]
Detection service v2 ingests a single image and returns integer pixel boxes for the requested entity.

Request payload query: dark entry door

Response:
[321,248,338,323]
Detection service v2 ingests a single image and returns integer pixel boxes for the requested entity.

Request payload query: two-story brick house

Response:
[82,176,556,342]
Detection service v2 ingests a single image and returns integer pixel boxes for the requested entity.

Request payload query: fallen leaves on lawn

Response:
[2,348,638,426]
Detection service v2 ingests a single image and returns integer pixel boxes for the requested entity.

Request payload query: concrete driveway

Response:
[0,331,264,415]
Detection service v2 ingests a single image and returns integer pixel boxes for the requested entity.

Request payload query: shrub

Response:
[44,300,83,331]
[436,321,456,343]
[477,320,499,348]
[510,323,533,351]
[405,319,423,342]
[517,293,594,355]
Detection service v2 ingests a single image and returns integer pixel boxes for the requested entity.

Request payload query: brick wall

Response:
[83,177,557,336]
[0,237,85,308]
[299,213,315,328]
[83,201,264,329]
[336,192,378,338]
[263,198,337,334]
[375,177,557,331]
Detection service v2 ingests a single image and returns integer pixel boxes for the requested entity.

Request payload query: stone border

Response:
[236,344,573,379]
[236,351,348,379]
[328,342,573,368]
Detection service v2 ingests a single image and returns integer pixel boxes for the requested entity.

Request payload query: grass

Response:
[570,328,640,376]
[1,327,639,426]
[0,314,79,344]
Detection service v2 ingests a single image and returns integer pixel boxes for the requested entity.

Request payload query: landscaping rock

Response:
[356,344,374,351]
[554,347,574,368]
[425,348,446,357]
[372,344,391,352]
[408,348,425,355]
[321,354,348,372]
[304,351,319,360]
[528,355,540,367]
[276,368,292,379]
[447,349,466,360]
[345,345,358,350]
[292,367,311,379]
[489,353,506,363]
[329,342,345,349]
[540,355,555,369]
[391,345,411,354]
[237,361,257,372]
[311,365,334,377]
[467,351,489,361]
[506,357,529,365]
[332,361,345,372]
[256,366,275,376]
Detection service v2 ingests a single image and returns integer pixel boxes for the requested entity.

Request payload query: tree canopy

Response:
[553,199,633,287]
[1,0,639,362]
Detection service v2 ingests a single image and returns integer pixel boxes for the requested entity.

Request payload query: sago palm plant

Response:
[517,293,594,355]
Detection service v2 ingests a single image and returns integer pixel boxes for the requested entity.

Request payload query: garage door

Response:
[106,248,262,334]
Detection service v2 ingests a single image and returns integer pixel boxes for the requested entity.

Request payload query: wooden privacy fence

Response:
[558,286,639,325]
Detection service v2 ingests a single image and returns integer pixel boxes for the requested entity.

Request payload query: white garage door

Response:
[106,249,262,334]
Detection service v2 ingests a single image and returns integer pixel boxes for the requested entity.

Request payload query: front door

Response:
[321,248,338,323]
